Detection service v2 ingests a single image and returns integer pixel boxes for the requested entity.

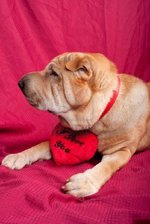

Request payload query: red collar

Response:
[100,77,121,119]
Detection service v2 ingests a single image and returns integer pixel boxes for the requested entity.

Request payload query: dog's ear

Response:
[65,57,92,81]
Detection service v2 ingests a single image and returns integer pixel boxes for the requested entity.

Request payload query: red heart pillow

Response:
[50,123,98,165]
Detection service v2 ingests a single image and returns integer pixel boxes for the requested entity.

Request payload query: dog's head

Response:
[19,52,117,130]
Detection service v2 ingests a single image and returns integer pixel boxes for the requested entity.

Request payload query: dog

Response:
[2,52,150,197]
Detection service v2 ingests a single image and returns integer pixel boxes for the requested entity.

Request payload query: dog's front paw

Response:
[62,171,99,197]
[1,153,29,170]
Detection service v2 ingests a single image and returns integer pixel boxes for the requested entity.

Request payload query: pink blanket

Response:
[0,1,150,223]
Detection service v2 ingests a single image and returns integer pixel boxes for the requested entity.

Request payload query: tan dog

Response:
[2,52,150,197]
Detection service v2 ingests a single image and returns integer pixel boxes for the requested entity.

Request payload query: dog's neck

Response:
[99,76,121,119]
[59,76,121,131]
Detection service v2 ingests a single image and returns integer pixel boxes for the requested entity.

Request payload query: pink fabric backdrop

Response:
[0,0,150,223]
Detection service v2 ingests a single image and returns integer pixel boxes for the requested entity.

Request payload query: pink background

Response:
[0,1,150,223]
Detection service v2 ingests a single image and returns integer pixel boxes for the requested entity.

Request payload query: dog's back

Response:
[147,82,150,96]
[137,82,150,150]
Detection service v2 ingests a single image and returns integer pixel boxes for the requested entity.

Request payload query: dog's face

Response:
[19,52,117,130]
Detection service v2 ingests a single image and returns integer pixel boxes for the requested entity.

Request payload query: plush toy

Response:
[50,123,98,165]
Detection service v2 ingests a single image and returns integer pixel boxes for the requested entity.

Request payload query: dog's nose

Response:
[18,79,25,90]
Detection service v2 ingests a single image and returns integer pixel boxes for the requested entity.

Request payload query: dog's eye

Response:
[77,66,87,73]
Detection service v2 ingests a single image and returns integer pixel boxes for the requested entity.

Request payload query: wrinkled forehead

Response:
[46,52,86,69]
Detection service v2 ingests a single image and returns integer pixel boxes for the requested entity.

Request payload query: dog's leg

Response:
[1,141,51,170]
[62,148,133,197]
